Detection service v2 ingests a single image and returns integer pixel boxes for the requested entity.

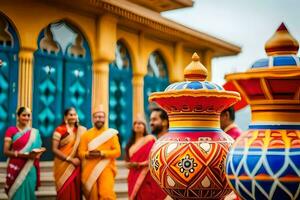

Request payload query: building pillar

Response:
[92,60,110,114]
[18,48,34,109]
[202,49,214,81]
[93,14,117,125]
[132,32,147,119]
[132,73,145,119]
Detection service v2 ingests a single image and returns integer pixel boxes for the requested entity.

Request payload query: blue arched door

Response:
[109,41,133,153]
[33,26,64,160]
[33,22,92,160]
[144,51,169,123]
[0,15,19,161]
[64,34,92,127]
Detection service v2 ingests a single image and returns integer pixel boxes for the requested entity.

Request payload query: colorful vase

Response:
[225,23,300,200]
[148,53,240,199]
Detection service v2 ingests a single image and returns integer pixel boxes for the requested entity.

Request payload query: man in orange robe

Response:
[78,105,121,200]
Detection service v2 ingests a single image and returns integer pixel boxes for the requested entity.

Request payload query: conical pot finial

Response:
[150,52,240,116]
[184,52,208,81]
[265,22,299,56]
[226,22,300,122]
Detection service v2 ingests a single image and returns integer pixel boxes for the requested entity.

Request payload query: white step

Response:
[0,187,56,200]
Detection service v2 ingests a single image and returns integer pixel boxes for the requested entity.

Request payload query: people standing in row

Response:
[79,105,121,200]
[52,107,86,200]
[3,107,45,200]
[3,105,171,200]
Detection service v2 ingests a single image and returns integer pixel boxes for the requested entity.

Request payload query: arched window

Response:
[144,51,169,122]
[0,15,19,161]
[109,41,132,152]
[33,21,92,159]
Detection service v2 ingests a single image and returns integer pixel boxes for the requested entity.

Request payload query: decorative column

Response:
[132,73,145,118]
[18,48,34,109]
[93,14,117,121]
[92,59,110,113]
[134,31,147,119]
[202,49,213,81]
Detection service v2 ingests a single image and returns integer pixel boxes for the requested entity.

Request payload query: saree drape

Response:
[4,126,42,200]
[128,135,166,200]
[53,125,86,200]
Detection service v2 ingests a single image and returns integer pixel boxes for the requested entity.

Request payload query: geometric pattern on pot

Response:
[226,129,300,200]
[165,81,224,91]
[150,140,232,199]
[251,55,300,68]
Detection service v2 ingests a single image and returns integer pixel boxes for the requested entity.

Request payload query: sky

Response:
[162,0,300,85]
[162,0,300,130]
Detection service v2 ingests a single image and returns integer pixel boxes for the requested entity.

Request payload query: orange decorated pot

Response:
[149,53,240,199]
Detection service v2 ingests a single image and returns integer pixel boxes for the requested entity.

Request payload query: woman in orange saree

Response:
[125,114,165,200]
[52,107,86,200]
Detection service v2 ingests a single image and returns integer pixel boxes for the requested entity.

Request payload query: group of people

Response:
[3,105,121,200]
[3,104,242,200]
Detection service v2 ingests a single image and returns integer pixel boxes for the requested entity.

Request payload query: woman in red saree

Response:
[125,114,166,200]
[3,106,45,200]
[52,107,86,200]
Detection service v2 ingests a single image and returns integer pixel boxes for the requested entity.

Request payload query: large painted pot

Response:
[149,53,240,199]
[225,23,300,200]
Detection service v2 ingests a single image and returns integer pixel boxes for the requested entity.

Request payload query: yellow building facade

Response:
[0,0,240,159]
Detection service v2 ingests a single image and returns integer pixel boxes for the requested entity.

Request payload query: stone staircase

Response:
[0,161,128,200]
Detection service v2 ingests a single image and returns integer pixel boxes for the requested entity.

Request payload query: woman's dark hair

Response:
[124,121,148,161]
[62,107,78,128]
[16,107,30,116]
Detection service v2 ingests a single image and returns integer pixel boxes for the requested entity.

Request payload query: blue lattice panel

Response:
[144,75,169,123]
[64,58,92,128]
[109,78,132,150]
[109,64,132,154]
[0,52,18,161]
[33,52,63,160]
[0,53,9,132]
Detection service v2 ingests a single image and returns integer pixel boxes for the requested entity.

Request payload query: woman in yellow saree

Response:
[52,107,86,200]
